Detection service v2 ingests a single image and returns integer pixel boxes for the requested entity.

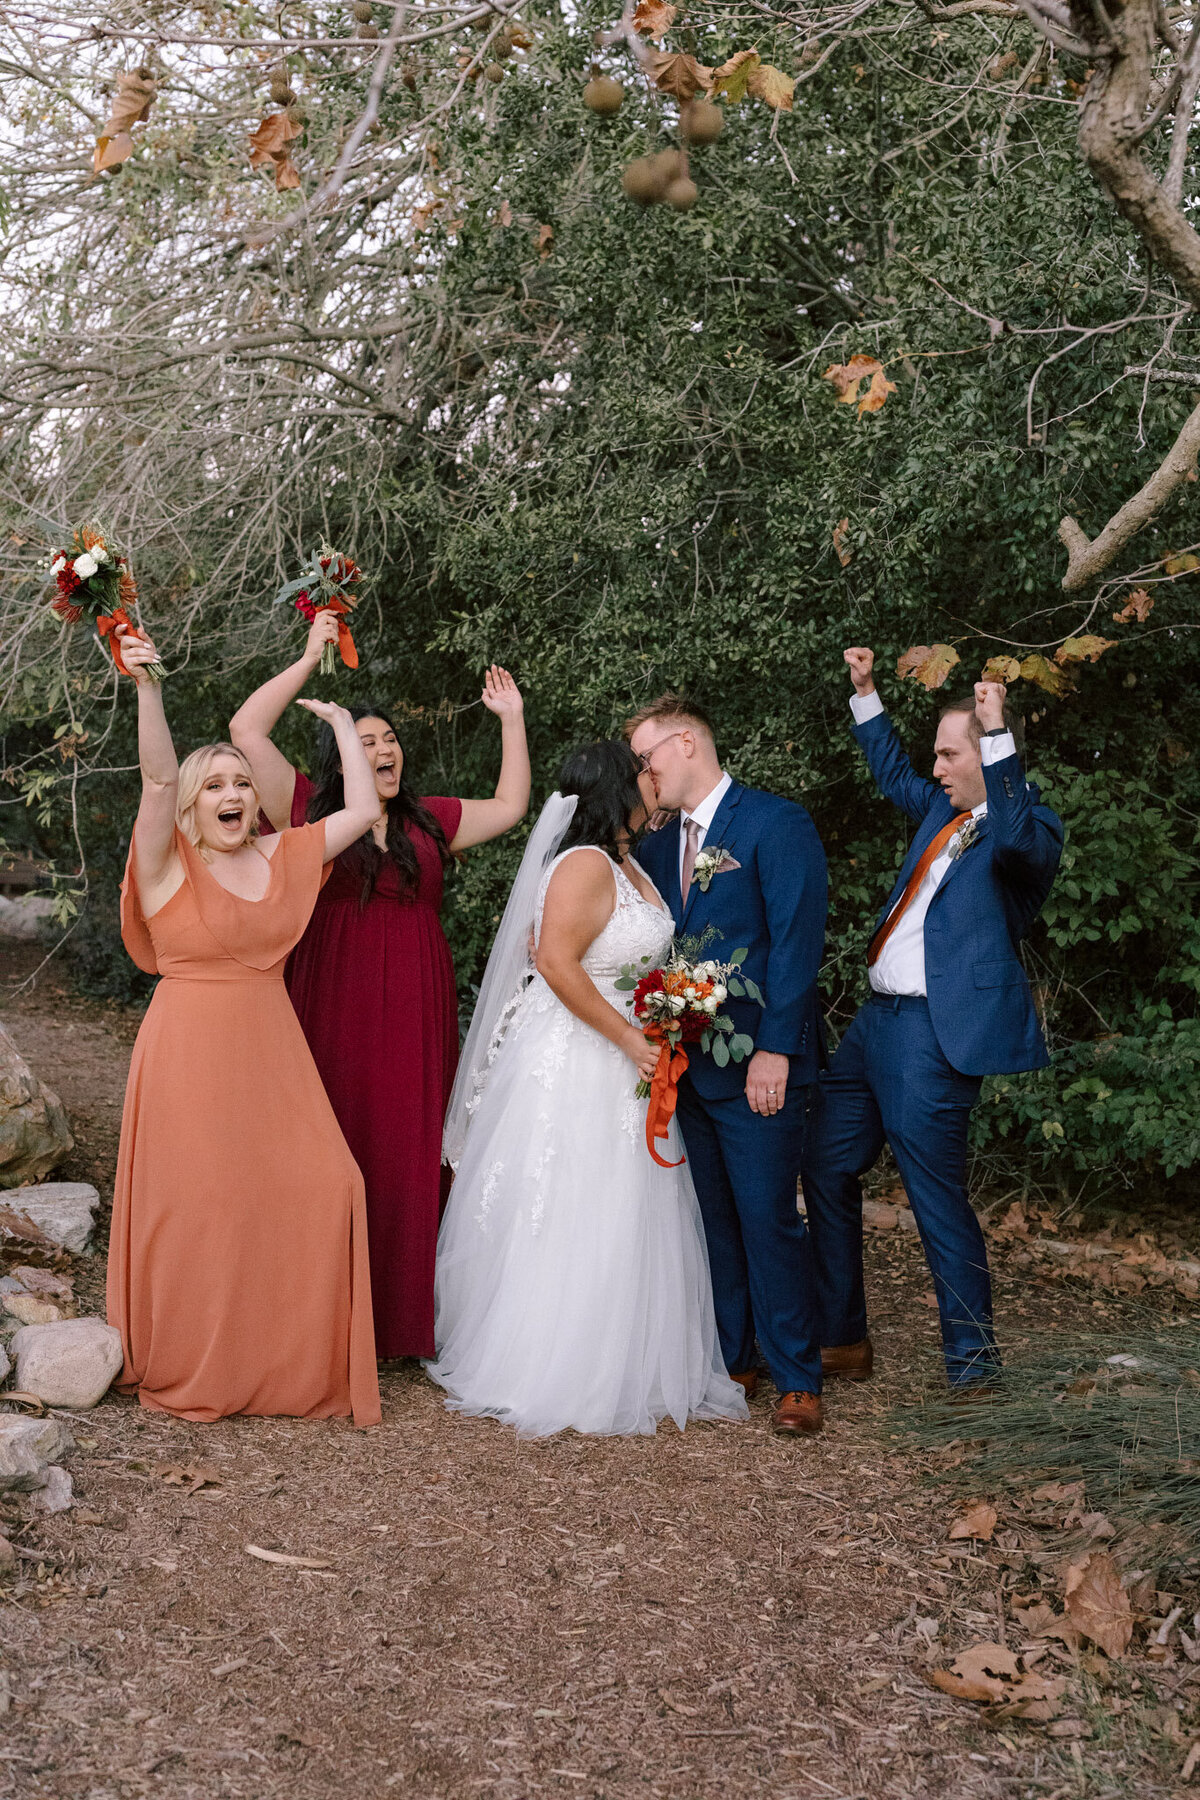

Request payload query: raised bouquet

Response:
[48,523,164,682]
[616,939,762,1167]
[276,543,362,676]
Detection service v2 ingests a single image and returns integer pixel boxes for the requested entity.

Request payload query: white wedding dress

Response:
[428,847,748,1438]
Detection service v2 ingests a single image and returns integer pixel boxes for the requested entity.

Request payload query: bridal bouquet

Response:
[48,523,165,682]
[616,942,761,1167]
[275,543,363,675]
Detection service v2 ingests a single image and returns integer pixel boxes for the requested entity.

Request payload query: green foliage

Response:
[2,4,1198,1202]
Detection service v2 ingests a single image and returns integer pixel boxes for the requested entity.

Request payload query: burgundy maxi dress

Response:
[283,771,462,1360]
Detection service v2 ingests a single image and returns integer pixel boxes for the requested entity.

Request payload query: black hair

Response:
[556,739,645,862]
[305,702,453,906]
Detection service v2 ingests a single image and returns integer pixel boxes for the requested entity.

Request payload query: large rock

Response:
[0,1025,73,1189]
[0,894,53,942]
[11,1319,123,1409]
[3,1294,63,1327]
[2,1181,98,1254]
[30,1465,73,1513]
[0,1415,74,1492]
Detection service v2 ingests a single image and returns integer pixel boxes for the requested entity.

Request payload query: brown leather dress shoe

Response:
[771,1391,824,1435]
[731,1370,759,1401]
[820,1338,874,1382]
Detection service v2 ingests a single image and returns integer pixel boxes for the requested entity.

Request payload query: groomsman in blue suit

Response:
[628,696,829,1435]
[802,649,1064,1391]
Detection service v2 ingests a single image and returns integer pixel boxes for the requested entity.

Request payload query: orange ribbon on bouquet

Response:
[96,606,144,676]
[645,1026,688,1170]
[320,596,359,669]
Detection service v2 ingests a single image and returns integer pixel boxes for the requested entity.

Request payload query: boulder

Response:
[11,1319,123,1409]
[0,1415,74,1492]
[0,894,54,942]
[0,1025,73,1189]
[30,1465,73,1513]
[1,1181,98,1254]
[0,1344,8,1384]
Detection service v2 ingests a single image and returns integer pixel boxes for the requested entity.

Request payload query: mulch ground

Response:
[0,941,1194,1800]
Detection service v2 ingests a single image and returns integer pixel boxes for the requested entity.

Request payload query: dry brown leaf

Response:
[93,133,134,173]
[274,157,301,192]
[981,655,1021,683]
[1019,652,1074,698]
[632,0,678,37]
[930,1641,1065,1716]
[832,518,852,567]
[1165,551,1200,576]
[823,352,884,406]
[536,222,554,257]
[245,1543,333,1570]
[1055,634,1118,666]
[988,51,1019,79]
[857,365,896,416]
[746,62,795,110]
[247,111,303,167]
[0,1391,46,1414]
[497,198,513,227]
[154,1461,223,1494]
[99,70,156,138]
[1064,1552,1134,1658]
[0,1206,55,1248]
[897,644,961,690]
[709,50,760,105]
[1113,587,1153,624]
[645,51,712,101]
[949,1501,998,1543]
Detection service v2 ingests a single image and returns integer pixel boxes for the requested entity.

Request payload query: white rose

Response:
[92,544,110,563]
[669,994,686,1014]
[73,553,97,579]
[711,983,727,1003]
[684,985,696,998]
[703,995,719,1014]
[50,556,66,575]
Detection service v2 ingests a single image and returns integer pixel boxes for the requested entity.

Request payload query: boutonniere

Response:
[691,845,742,892]
[948,817,982,862]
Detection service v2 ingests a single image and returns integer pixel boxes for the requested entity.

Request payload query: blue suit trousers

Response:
[802,995,999,1386]
[676,1079,823,1396]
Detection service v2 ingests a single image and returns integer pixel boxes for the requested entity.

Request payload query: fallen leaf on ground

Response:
[1064,1552,1133,1658]
[1,1392,46,1414]
[930,1641,1065,1718]
[949,1501,998,1543]
[1113,587,1153,623]
[245,1544,333,1570]
[0,1207,55,1248]
[897,644,960,690]
[154,1462,223,1494]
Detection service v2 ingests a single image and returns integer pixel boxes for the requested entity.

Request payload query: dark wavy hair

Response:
[556,740,645,862]
[305,702,453,906]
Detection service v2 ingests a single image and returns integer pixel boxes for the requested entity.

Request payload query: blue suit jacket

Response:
[854,711,1064,1078]
[637,781,828,1100]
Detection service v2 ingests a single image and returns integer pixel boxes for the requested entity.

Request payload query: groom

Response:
[801,650,1064,1391]
[627,695,829,1435]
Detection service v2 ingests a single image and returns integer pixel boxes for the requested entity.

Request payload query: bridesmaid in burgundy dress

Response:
[230,613,530,1359]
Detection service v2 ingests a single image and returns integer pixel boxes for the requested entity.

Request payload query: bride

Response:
[428,739,748,1438]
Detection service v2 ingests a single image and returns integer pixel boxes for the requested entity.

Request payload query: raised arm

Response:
[293,698,379,862]
[121,630,181,910]
[536,850,658,1082]
[229,612,340,830]
[450,667,531,852]
[844,645,940,823]
[974,681,1064,880]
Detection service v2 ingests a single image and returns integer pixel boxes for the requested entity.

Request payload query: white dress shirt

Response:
[679,770,733,893]
[850,690,1016,997]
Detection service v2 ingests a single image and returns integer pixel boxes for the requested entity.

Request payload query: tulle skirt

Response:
[427,977,749,1438]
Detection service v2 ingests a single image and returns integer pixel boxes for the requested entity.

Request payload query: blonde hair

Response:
[176,744,260,860]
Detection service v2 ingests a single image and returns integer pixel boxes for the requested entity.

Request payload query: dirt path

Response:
[0,945,1191,1799]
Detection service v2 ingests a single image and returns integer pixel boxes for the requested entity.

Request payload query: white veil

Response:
[443,791,579,1168]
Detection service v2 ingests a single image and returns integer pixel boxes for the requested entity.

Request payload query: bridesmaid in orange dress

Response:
[106,627,382,1426]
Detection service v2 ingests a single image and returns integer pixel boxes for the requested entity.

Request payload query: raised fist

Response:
[974,681,1007,733]
[843,646,875,696]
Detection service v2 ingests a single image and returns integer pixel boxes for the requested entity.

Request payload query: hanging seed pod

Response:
[356,19,380,39]
[270,79,295,105]
[665,176,698,211]
[401,61,419,90]
[493,34,514,59]
[484,62,505,83]
[583,75,624,115]
[681,101,723,144]
[352,1,374,20]
[621,157,661,205]
[647,148,684,189]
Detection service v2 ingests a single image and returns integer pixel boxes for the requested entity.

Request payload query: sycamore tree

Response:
[0,0,1196,1195]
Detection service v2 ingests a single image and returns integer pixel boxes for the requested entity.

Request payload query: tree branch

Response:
[1058,394,1200,589]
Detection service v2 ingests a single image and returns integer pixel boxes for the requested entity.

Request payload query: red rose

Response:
[632,969,665,1016]
[295,591,317,622]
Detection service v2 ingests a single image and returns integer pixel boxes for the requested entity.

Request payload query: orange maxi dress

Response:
[107,822,380,1427]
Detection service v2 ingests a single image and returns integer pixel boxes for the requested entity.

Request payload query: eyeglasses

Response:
[635,730,684,773]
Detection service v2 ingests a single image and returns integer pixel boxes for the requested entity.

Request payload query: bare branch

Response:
[1059,395,1200,589]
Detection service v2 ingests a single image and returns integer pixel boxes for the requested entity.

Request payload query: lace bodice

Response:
[535,848,674,989]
